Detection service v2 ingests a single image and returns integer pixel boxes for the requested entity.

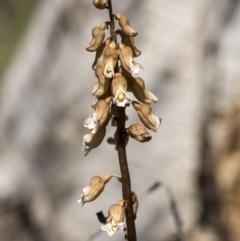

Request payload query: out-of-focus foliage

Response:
[0,0,37,77]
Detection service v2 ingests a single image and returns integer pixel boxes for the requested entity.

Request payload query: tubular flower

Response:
[117,29,141,57]
[78,174,121,207]
[114,13,137,37]
[111,73,131,107]
[92,67,111,97]
[119,65,134,92]
[119,43,143,75]
[132,101,161,132]
[102,41,118,78]
[92,38,111,70]
[86,22,107,52]
[101,200,125,236]
[83,126,106,155]
[92,0,108,9]
[131,77,158,104]
[126,124,152,142]
[83,98,110,133]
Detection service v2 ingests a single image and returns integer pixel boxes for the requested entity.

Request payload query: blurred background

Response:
[0,0,240,241]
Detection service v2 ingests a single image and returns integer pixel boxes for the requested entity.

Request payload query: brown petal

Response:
[118,29,141,57]
[86,24,106,52]
[126,124,152,142]
[114,13,137,37]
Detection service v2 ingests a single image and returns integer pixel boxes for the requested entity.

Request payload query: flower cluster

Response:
[80,1,159,237]
[82,1,161,155]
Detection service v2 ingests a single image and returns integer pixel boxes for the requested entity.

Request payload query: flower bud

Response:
[86,22,107,52]
[78,174,121,207]
[114,13,137,37]
[132,101,161,132]
[93,0,108,9]
[119,43,143,75]
[117,29,141,57]
[83,126,106,155]
[92,38,111,70]
[83,99,110,133]
[131,77,158,104]
[101,200,125,236]
[92,67,111,97]
[126,124,152,142]
[111,73,131,107]
[102,41,118,78]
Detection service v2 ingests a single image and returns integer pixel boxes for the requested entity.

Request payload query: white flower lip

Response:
[112,89,131,107]
[101,222,125,236]
[83,113,99,133]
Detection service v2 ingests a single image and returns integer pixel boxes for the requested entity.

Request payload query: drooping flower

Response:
[132,101,161,132]
[119,43,143,75]
[83,126,106,155]
[131,77,158,104]
[102,41,118,78]
[83,98,111,133]
[126,124,152,142]
[92,67,111,97]
[117,29,141,57]
[86,22,107,52]
[114,13,137,37]
[101,200,125,236]
[78,174,121,207]
[111,73,131,107]
[92,38,111,70]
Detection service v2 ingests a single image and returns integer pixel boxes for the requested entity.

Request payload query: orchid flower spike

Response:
[131,77,158,104]
[132,101,161,132]
[111,73,131,107]
[78,174,121,207]
[101,200,126,236]
[119,43,143,75]
[114,13,137,37]
[126,124,152,142]
[86,22,107,52]
[92,0,108,9]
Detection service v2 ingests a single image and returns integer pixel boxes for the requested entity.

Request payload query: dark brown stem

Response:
[107,1,137,240]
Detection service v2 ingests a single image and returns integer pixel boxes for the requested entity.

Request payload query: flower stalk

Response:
[81,0,160,240]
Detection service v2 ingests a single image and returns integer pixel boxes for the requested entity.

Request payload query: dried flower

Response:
[131,77,158,104]
[92,67,111,97]
[92,38,111,70]
[101,200,125,236]
[83,126,106,155]
[86,22,107,52]
[83,98,110,133]
[119,43,143,75]
[78,174,121,207]
[114,13,137,37]
[132,101,161,132]
[112,73,131,107]
[102,41,118,78]
[93,0,108,9]
[126,124,152,142]
[118,29,141,57]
